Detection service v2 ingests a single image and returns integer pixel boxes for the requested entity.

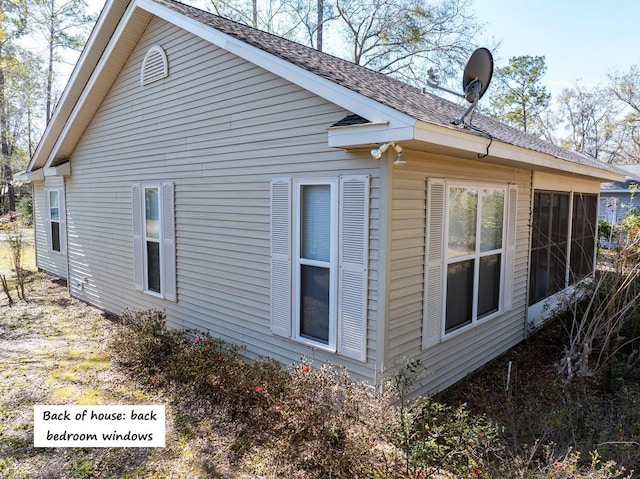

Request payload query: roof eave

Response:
[329,119,627,183]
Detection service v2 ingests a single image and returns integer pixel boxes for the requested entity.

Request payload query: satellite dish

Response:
[462,47,493,103]
[423,47,494,125]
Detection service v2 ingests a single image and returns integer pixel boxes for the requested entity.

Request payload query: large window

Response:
[132,182,176,301]
[528,190,598,306]
[48,190,62,252]
[445,185,505,333]
[423,179,517,349]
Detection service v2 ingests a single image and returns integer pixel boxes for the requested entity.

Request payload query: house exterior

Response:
[600,164,640,224]
[18,0,624,395]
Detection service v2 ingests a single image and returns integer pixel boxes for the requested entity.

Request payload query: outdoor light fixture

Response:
[371,142,406,165]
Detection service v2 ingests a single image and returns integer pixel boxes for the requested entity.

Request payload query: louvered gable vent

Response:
[141,45,168,86]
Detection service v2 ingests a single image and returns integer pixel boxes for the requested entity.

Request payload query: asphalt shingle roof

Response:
[155,0,621,175]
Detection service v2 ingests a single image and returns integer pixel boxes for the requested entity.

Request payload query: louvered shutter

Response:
[502,184,518,310]
[58,189,67,254]
[44,190,52,250]
[162,182,177,302]
[422,178,446,349]
[132,184,143,291]
[271,178,292,337]
[338,175,369,361]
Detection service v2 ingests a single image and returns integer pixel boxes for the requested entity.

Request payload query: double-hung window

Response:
[132,182,176,301]
[295,180,338,347]
[48,190,62,252]
[423,179,517,348]
[445,185,505,333]
[270,175,369,361]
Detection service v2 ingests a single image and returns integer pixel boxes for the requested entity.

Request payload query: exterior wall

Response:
[32,177,68,279]
[386,152,532,395]
[63,17,381,380]
[599,192,637,223]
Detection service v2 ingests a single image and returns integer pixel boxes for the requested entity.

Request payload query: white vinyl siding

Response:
[62,17,379,380]
[33,178,68,279]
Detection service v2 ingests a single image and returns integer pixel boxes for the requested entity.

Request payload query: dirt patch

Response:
[0,274,242,478]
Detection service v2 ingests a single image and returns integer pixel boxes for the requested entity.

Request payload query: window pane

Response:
[570,194,597,281]
[146,241,161,293]
[300,264,330,344]
[49,191,60,221]
[446,259,474,332]
[145,188,160,240]
[448,187,477,258]
[478,254,501,317]
[49,191,59,209]
[301,185,330,262]
[480,189,504,251]
[51,222,61,252]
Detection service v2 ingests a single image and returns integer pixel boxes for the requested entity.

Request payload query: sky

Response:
[471,0,640,98]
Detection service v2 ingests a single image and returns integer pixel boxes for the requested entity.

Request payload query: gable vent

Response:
[141,45,168,86]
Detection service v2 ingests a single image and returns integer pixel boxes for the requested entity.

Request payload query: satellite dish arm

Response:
[422,78,465,99]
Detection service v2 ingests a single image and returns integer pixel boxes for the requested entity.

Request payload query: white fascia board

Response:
[44,162,71,177]
[136,0,415,129]
[328,122,415,148]
[413,120,626,182]
[30,0,130,172]
[14,169,45,182]
[44,1,145,170]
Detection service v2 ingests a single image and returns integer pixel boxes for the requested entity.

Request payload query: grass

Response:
[0,229,638,478]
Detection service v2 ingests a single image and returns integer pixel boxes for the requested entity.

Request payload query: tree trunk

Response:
[316,0,323,51]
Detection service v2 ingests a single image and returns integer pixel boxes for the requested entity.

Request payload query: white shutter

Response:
[162,182,177,302]
[271,178,292,337]
[58,189,67,254]
[337,175,369,361]
[44,190,52,250]
[422,178,446,349]
[132,184,143,291]
[503,184,518,310]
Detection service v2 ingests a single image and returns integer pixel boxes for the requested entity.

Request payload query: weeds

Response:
[110,308,633,478]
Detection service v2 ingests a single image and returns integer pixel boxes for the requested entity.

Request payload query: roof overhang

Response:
[329,119,626,183]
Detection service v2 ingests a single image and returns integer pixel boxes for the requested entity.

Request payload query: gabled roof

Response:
[27,0,625,183]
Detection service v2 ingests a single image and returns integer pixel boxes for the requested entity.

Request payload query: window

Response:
[48,190,61,252]
[132,183,176,301]
[270,176,369,361]
[570,193,598,281]
[529,191,569,305]
[45,189,65,253]
[295,181,337,346]
[528,191,597,306]
[423,179,517,348]
[445,185,505,333]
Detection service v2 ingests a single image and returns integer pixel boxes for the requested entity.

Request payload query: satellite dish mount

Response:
[423,48,494,126]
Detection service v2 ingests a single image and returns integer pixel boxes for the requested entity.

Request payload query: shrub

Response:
[109,308,633,478]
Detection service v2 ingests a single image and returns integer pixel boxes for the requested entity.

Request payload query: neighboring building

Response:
[600,165,640,223]
[16,0,624,395]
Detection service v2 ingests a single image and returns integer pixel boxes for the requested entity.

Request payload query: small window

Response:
[141,45,168,86]
[48,190,62,252]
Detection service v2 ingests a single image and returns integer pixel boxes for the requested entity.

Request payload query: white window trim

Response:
[292,177,339,352]
[132,182,176,301]
[143,185,164,298]
[441,181,508,340]
[45,188,65,255]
